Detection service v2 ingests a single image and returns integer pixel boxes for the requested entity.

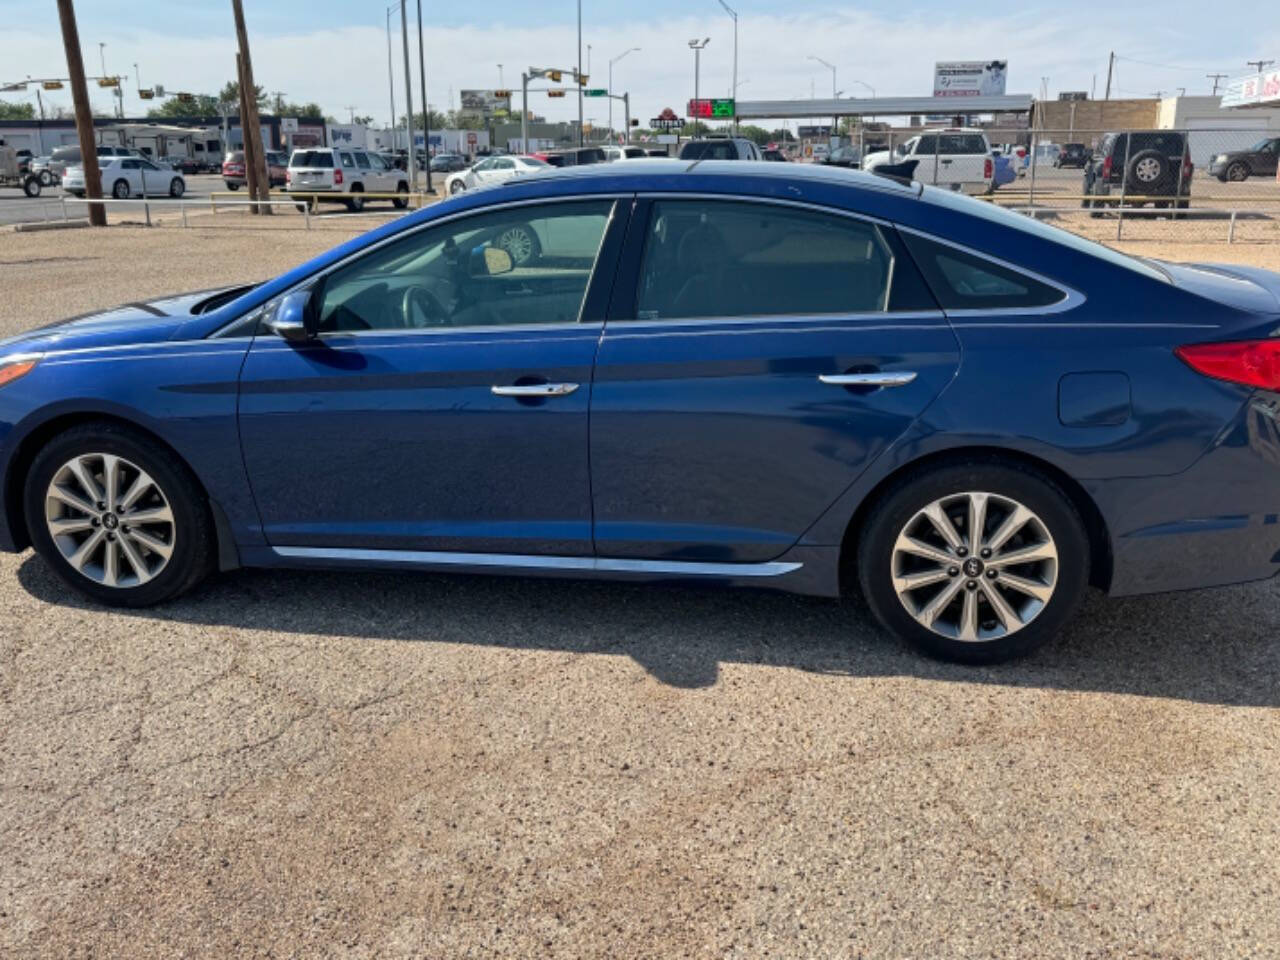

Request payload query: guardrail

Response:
[60,195,314,228]
[1005,204,1265,243]
[209,189,436,212]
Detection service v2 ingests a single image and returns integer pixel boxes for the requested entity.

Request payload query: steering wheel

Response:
[400,285,448,328]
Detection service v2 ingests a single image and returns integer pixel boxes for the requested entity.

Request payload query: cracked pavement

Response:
[1,227,1279,957]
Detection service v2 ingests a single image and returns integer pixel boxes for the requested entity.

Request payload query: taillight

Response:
[1102,155,1113,179]
[333,168,343,185]
[983,157,992,179]
[1176,340,1280,391]
[285,169,291,183]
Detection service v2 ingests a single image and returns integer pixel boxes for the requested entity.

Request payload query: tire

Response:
[39,170,53,186]
[1226,161,1249,182]
[1126,149,1168,191]
[449,179,466,195]
[345,185,365,212]
[494,222,541,266]
[22,176,41,198]
[169,178,185,198]
[23,422,215,608]
[112,179,130,199]
[856,460,1089,664]
[226,181,240,191]
[393,182,409,209]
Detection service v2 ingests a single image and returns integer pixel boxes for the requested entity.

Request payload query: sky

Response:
[1,1,1275,130]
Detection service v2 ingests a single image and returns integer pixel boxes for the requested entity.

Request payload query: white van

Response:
[286,147,410,211]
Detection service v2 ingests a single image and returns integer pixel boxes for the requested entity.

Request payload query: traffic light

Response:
[548,70,562,82]
[139,89,155,100]
[494,89,511,99]
[177,92,195,103]
[630,118,639,126]
[547,89,566,98]
[578,74,589,86]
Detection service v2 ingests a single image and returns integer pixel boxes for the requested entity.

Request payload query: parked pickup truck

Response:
[860,129,993,192]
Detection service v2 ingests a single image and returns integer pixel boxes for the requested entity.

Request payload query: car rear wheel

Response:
[169,178,184,198]
[392,182,409,209]
[38,171,53,186]
[23,176,41,198]
[346,185,365,212]
[112,179,130,199]
[857,461,1089,664]
[226,181,240,190]
[24,423,215,608]
[1226,161,1249,182]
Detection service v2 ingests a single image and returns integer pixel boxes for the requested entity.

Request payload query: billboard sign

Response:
[933,60,1008,97]
[1221,70,1280,108]
[687,98,735,118]
[459,89,512,116]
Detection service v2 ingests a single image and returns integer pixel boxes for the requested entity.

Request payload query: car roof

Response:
[510,158,923,198]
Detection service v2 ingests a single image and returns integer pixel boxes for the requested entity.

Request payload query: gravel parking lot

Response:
[2,223,1279,957]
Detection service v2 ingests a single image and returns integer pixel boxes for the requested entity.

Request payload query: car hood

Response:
[0,284,254,356]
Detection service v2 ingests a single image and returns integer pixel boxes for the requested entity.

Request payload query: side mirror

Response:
[469,244,514,278]
[265,289,316,342]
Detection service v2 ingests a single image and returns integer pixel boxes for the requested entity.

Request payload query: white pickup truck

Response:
[861,129,993,192]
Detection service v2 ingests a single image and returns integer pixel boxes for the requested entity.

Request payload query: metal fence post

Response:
[303,201,310,230]
[181,201,188,229]
[1228,210,1236,243]
[61,196,68,221]
[1116,132,1130,241]
[143,199,151,228]
[1027,129,1038,207]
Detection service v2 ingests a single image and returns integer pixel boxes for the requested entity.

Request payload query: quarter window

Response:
[634,200,920,320]
[310,200,614,333]
[339,152,355,169]
[902,233,1065,310]
[354,152,371,169]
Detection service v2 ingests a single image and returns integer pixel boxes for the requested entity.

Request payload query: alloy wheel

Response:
[497,226,534,265]
[891,491,1058,643]
[44,453,177,589]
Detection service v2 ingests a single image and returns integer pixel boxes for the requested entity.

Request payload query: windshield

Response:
[518,156,550,167]
[921,185,1171,284]
[1249,138,1275,152]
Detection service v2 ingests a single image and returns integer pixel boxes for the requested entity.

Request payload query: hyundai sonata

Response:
[2,161,1278,663]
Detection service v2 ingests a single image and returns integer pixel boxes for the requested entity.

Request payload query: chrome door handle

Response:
[819,372,918,388]
[491,383,580,397]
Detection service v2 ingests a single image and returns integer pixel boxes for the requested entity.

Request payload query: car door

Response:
[117,158,144,194]
[467,157,496,187]
[589,196,959,563]
[139,158,165,195]
[237,196,626,556]
[1259,139,1279,176]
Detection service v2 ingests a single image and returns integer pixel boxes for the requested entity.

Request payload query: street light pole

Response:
[609,47,639,139]
[689,38,710,132]
[716,0,738,131]
[576,0,583,146]
[385,5,397,147]
[416,0,431,192]
[398,0,416,188]
[808,55,837,139]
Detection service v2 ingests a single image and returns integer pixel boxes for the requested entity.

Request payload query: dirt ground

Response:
[1,220,1279,958]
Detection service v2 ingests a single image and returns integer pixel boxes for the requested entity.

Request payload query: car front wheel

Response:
[857,461,1089,664]
[24,423,215,607]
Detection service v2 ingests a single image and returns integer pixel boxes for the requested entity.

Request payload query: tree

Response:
[220,79,267,111]
[738,124,771,146]
[146,94,220,118]
[0,100,35,120]
[446,109,485,131]
[404,109,448,130]
[353,114,375,126]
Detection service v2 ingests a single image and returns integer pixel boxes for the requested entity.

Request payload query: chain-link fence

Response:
[849,126,1279,243]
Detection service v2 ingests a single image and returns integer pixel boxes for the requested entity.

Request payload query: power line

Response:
[1114,54,1236,74]
[1246,59,1275,74]
[1206,72,1227,95]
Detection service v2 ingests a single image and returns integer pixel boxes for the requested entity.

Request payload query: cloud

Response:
[3,10,1273,129]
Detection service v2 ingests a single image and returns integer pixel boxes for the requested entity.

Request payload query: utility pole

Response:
[399,0,416,188]
[344,105,357,123]
[1246,59,1275,75]
[231,0,273,213]
[416,0,432,192]
[1207,73,1227,96]
[1104,50,1115,100]
[236,53,262,213]
[56,0,104,226]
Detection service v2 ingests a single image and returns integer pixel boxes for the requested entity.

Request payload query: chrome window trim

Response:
[608,311,945,332]
[273,545,802,578]
[210,193,630,339]
[895,224,1086,317]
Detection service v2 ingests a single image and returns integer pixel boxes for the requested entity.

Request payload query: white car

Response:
[62,156,186,199]
[286,147,410,211]
[445,155,550,195]
[861,129,993,192]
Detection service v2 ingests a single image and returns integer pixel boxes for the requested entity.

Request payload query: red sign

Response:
[467,132,478,144]
[687,99,714,118]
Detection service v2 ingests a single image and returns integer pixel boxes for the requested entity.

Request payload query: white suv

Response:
[286,147,410,210]
[861,129,993,192]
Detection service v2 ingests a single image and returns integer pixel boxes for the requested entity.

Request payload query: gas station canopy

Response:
[734,94,1034,120]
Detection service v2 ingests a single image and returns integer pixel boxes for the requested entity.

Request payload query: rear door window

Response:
[354,151,371,169]
[291,151,334,168]
[339,152,355,169]
[632,199,932,321]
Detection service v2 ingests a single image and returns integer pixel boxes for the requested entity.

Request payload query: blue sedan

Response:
[2,161,1279,663]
